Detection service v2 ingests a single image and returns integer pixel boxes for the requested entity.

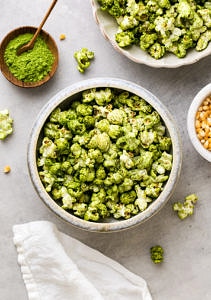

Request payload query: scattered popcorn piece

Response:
[0,109,13,140]
[60,34,66,40]
[4,165,11,173]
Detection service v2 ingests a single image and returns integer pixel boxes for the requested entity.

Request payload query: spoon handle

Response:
[30,0,58,45]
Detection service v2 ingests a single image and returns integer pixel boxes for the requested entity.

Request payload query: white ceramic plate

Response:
[91,0,211,68]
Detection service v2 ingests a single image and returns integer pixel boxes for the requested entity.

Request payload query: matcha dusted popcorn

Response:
[0,109,13,140]
[37,87,173,222]
[98,0,211,59]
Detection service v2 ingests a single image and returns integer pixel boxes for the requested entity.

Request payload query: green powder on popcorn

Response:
[4,33,55,82]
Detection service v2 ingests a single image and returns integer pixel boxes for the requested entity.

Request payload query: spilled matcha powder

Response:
[4,33,55,82]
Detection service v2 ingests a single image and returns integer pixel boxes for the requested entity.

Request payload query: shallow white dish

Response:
[187,83,211,162]
[91,0,211,68]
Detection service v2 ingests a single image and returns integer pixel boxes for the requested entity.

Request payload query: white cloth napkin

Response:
[13,221,152,300]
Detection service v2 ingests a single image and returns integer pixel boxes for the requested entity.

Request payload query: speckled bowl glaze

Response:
[0,26,58,88]
[187,83,211,162]
[27,78,182,232]
[91,0,211,68]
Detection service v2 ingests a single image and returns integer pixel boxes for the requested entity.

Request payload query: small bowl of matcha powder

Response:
[0,26,58,88]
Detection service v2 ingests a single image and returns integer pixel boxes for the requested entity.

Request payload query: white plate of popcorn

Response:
[91,0,211,68]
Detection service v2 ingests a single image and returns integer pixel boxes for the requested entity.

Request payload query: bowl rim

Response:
[27,77,182,232]
[187,83,211,162]
[91,0,211,68]
[0,26,59,88]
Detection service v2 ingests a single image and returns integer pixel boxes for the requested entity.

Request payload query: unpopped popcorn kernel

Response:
[195,95,211,151]
[3,165,11,173]
[60,34,66,40]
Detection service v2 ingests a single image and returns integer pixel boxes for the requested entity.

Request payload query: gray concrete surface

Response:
[0,1,211,299]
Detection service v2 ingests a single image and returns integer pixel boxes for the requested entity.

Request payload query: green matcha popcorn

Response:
[0,109,13,140]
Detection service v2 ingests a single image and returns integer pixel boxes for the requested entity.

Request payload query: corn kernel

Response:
[195,120,201,128]
[59,34,66,40]
[4,165,11,173]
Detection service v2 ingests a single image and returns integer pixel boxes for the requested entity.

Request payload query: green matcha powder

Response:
[4,33,55,82]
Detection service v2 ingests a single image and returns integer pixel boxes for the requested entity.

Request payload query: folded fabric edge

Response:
[13,221,152,300]
[13,221,104,300]
[13,225,41,300]
[58,230,152,300]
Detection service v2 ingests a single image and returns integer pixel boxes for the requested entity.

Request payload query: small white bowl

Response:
[187,83,211,162]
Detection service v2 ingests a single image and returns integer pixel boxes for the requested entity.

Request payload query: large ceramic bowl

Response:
[91,0,211,68]
[27,78,182,232]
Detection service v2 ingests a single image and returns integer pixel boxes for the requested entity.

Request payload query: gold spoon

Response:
[17,0,58,56]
